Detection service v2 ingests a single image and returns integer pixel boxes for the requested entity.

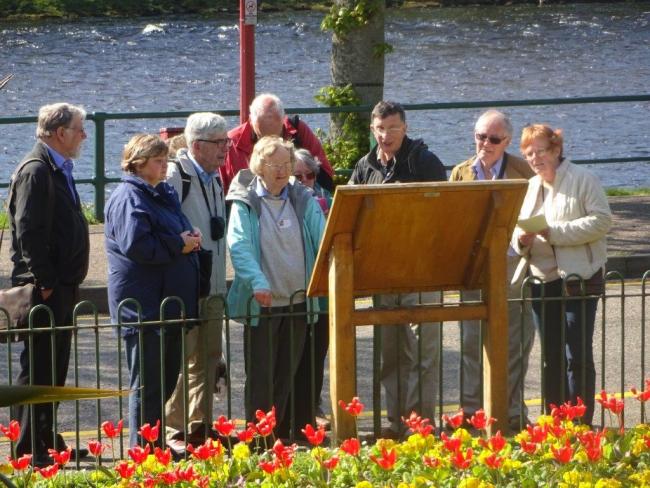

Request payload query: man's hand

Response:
[254,289,273,308]
[180,231,201,254]
[41,288,53,301]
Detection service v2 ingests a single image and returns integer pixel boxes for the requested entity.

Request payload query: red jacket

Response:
[220,116,334,195]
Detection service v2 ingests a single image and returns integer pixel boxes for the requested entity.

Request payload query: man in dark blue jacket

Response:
[9,102,90,466]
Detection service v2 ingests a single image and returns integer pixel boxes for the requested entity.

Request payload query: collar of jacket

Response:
[230,118,300,155]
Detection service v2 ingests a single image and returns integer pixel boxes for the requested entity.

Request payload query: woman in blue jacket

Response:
[105,134,201,447]
[227,136,325,440]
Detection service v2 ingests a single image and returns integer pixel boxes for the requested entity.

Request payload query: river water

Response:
[1,3,649,201]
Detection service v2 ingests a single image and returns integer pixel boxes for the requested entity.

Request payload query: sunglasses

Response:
[293,172,315,182]
[475,133,506,145]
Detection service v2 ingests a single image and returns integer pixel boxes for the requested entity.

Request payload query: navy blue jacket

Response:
[105,174,199,335]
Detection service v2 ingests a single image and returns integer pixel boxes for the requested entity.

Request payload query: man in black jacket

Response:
[349,101,446,439]
[9,102,90,466]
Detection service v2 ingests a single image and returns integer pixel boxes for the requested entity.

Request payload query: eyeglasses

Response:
[293,171,315,182]
[371,126,404,137]
[523,148,551,160]
[475,133,506,145]
[264,162,290,171]
[64,126,86,135]
[198,138,232,148]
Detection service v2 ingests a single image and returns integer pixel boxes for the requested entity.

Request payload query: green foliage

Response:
[372,41,394,58]
[314,84,369,171]
[606,187,650,197]
[321,0,381,38]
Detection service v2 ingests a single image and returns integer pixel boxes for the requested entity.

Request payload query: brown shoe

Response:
[316,415,331,431]
[379,427,401,440]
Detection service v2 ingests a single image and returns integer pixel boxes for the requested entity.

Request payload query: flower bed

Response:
[1,380,649,487]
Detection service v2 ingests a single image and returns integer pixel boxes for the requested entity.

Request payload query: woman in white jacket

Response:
[512,124,611,426]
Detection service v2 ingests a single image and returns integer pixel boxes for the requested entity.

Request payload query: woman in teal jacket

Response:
[226,136,325,440]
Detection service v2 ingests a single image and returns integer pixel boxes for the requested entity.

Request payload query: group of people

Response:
[6,94,611,465]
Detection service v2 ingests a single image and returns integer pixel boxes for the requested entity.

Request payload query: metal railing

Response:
[0,271,648,464]
[1,94,649,220]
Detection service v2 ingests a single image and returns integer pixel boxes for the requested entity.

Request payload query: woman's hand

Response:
[254,289,273,308]
[518,232,537,247]
[180,230,201,254]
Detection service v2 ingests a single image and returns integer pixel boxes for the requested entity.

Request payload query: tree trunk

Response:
[330,0,385,138]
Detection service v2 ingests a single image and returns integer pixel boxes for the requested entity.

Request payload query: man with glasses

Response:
[9,103,90,466]
[220,93,334,195]
[165,112,229,451]
[449,109,535,433]
[349,101,446,439]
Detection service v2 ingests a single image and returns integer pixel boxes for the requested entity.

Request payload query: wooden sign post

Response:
[307,181,527,441]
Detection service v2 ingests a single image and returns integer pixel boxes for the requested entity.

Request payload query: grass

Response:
[0,203,100,229]
[606,187,650,197]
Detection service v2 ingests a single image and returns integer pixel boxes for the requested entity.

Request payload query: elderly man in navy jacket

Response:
[8,103,90,466]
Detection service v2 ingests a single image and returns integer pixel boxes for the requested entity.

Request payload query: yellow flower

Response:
[0,463,12,475]
[453,428,473,443]
[233,442,250,460]
[536,415,555,427]
[141,454,160,473]
[594,479,622,488]
[631,438,646,457]
[500,458,522,475]
[355,482,374,488]
[628,469,650,485]
[458,478,494,488]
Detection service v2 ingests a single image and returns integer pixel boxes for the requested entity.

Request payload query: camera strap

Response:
[197,175,221,219]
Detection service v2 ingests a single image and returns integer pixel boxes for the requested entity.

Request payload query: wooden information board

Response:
[307,180,528,440]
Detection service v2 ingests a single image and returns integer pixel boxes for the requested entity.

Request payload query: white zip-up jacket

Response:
[512,160,612,282]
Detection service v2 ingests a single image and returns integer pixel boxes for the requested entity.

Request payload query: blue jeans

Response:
[124,329,182,447]
[532,279,598,425]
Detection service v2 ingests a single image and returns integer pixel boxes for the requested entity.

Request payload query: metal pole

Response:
[239,0,256,123]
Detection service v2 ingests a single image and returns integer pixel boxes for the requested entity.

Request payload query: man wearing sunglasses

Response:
[449,109,535,434]
[165,112,229,452]
[220,93,334,196]
[349,101,446,440]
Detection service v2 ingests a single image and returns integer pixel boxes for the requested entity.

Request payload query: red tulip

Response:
[237,426,256,443]
[450,447,473,469]
[422,454,441,468]
[338,397,364,416]
[88,440,106,458]
[484,452,504,469]
[340,437,361,456]
[402,411,434,436]
[526,424,549,443]
[644,435,650,449]
[259,459,280,474]
[188,439,222,461]
[175,465,197,482]
[596,390,625,414]
[519,439,537,455]
[301,424,326,446]
[272,439,295,468]
[36,464,59,479]
[115,460,136,479]
[551,397,587,421]
[468,409,495,431]
[551,440,574,464]
[484,431,506,453]
[47,447,71,466]
[138,420,160,444]
[8,454,32,471]
[0,420,20,442]
[101,419,124,439]
[321,455,339,470]
[440,432,461,453]
[159,471,178,484]
[255,407,276,437]
[128,444,150,464]
[154,447,172,466]
[213,415,236,437]
[370,446,397,470]
[578,430,604,462]
[631,379,650,402]
[442,409,465,430]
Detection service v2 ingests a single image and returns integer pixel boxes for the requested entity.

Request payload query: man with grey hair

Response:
[165,112,229,451]
[450,109,535,433]
[9,102,90,465]
[220,93,334,195]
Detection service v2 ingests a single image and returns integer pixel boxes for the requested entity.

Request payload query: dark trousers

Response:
[296,311,329,421]
[532,279,598,425]
[15,285,77,457]
[244,303,308,439]
[124,329,182,447]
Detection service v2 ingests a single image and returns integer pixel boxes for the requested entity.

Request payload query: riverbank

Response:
[0,0,642,21]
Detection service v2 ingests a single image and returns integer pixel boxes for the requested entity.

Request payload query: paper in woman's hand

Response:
[517,214,548,233]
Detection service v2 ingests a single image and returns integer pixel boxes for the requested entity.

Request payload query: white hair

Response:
[36,103,86,139]
[475,109,513,138]
[184,112,228,146]
[249,93,285,123]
